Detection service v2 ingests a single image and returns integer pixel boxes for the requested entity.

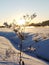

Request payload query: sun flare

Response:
[17,19,25,25]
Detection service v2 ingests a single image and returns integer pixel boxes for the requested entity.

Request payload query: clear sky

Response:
[0,0,49,25]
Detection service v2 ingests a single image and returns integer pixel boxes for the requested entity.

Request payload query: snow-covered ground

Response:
[0,26,49,65]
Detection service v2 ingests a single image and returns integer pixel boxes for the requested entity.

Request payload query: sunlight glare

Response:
[17,19,25,25]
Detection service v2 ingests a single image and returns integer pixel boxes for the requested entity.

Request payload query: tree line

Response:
[29,20,49,27]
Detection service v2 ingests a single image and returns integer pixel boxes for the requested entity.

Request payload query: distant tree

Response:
[29,20,49,27]
[41,20,49,26]
[4,22,8,27]
[4,22,12,28]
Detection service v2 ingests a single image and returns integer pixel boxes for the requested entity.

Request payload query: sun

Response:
[17,19,25,25]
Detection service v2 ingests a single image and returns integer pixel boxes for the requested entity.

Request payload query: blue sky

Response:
[0,0,49,25]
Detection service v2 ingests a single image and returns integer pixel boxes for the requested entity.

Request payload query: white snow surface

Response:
[0,36,47,65]
[0,26,49,65]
